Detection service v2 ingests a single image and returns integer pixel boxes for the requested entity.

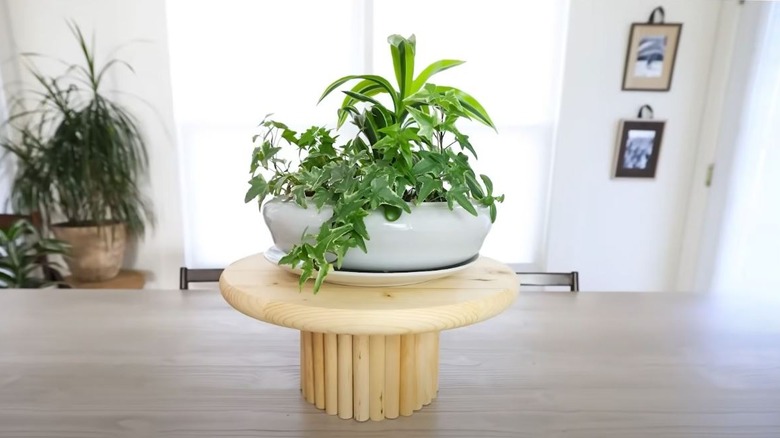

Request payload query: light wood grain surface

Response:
[220,255,519,335]
[2,289,780,437]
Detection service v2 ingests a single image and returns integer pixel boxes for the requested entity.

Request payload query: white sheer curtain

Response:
[0,0,16,210]
[711,2,780,294]
[166,0,567,268]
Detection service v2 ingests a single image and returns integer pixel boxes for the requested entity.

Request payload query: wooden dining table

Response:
[1,288,779,437]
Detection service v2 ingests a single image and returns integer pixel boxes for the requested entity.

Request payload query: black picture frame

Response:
[622,23,683,91]
[613,120,666,178]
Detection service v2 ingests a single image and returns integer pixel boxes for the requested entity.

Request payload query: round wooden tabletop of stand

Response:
[219,254,519,422]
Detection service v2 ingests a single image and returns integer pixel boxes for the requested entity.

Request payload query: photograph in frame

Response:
[613,119,666,178]
[622,23,682,91]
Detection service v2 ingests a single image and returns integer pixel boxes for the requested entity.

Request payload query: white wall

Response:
[546,0,724,291]
[3,0,184,288]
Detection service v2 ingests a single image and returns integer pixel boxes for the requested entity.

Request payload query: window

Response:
[166,0,567,268]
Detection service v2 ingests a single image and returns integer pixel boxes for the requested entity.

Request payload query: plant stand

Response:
[219,254,518,422]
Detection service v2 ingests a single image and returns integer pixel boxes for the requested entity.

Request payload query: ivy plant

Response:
[245,34,503,292]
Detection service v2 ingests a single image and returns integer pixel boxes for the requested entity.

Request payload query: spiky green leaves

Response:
[0,219,69,288]
[0,22,153,237]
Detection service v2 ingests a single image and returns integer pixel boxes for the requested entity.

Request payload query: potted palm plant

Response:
[245,34,503,292]
[0,23,153,282]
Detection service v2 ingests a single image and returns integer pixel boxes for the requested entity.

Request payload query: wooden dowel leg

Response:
[303,331,314,404]
[337,334,353,419]
[414,333,424,410]
[353,335,370,422]
[399,334,416,416]
[384,334,401,419]
[369,335,385,421]
[432,332,440,400]
[324,333,338,415]
[422,332,437,405]
[308,331,438,421]
[300,331,304,393]
[313,332,325,409]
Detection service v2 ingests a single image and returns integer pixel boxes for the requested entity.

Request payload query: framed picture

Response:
[622,23,682,91]
[613,120,665,178]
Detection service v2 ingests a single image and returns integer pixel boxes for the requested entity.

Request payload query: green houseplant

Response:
[0,219,68,288]
[245,35,503,292]
[0,23,153,281]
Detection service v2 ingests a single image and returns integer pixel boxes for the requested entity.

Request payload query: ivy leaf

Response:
[465,172,485,199]
[447,186,478,216]
[313,263,330,294]
[281,127,298,144]
[480,174,494,195]
[352,217,369,242]
[369,175,410,213]
[244,176,268,204]
[407,107,436,142]
[416,175,442,203]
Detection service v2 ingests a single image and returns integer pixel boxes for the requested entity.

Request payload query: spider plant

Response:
[0,219,68,288]
[0,22,153,236]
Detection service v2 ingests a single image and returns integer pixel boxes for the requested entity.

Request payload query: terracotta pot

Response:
[263,198,492,272]
[52,222,126,282]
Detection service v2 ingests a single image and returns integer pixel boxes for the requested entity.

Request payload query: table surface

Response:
[220,255,519,335]
[2,288,779,437]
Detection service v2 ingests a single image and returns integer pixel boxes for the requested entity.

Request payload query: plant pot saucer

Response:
[263,246,479,288]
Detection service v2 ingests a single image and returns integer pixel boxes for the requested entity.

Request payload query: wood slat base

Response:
[300,331,439,421]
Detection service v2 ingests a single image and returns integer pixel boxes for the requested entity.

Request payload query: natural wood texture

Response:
[337,334,352,420]
[221,254,518,421]
[324,333,338,415]
[64,269,145,289]
[353,335,370,422]
[219,255,518,335]
[312,332,325,409]
[303,332,438,421]
[431,332,439,398]
[302,331,314,404]
[422,332,438,405]
[299,333,304,392]
[414,333,425,410]
[3,289,780,436]
[399,333,416,416]
[369,335,385,421]
[384,334,401,419]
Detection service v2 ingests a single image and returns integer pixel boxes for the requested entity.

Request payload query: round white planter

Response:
[263,198,492,272]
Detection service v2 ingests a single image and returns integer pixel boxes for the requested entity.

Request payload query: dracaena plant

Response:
[0,22,153,237]
[245,34,503,292]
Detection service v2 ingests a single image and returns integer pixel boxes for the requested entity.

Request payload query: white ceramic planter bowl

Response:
[262,198,491,272]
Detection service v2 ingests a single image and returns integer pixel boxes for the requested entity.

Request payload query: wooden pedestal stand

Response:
[220,255,518,421]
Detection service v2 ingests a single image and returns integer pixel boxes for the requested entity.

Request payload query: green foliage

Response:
[0,219,68,288]
[245,34,504,292]
[0,22,154,237]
